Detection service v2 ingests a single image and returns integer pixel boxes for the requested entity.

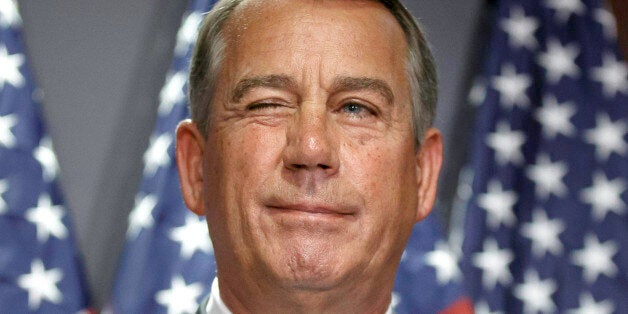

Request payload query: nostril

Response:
[289,163,331,170]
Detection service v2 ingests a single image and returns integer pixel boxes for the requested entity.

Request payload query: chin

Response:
[268,237,362,291]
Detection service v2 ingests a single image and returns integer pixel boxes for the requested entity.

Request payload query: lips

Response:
[264,196,356,216]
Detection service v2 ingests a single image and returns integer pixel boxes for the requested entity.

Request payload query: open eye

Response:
[341,101,376,118]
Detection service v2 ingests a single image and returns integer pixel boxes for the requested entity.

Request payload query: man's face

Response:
[179,0,441,294]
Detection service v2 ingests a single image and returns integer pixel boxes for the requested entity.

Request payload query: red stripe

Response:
[438,298,475,314]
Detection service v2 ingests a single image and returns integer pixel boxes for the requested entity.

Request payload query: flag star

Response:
[143,133,173,176]
[475,300,504,314]
[513,270,557,314]
[520,209,565,258]
[571,234,618,283]
[568,292,615,314]
[17,259,63,310]
[126,194,157,239]
[25,194,68,243]
[155,276,203,314]
[34,136,60,182]
[492,64,532,109]
[158,71,187,116]
[174,11,203,56]
[544,0,585,23]
[584,114,627,162]
[469,78,487,106]
[472,238,514,290]
[538,39,580,83]
[424,241,461,284]
[169,215,213,259]
[580,171,626,221]
[500,7,539,50]
[454,167,475,205]
[478,180,518,229]
[526,154,568,199]
[535,95,576,139]
[0,113,18,148]
[591,53,628,97]
[0,44,24,89]
[594,9,616,39]
[0,0,22,27]
[0,179,8,214]
[486,122,526,166]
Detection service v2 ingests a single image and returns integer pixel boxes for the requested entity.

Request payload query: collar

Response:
[204,277,232,314]
[202,278,394,314]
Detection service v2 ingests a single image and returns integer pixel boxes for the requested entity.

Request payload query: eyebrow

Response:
[231,75,297,103]
[331,76,394,106]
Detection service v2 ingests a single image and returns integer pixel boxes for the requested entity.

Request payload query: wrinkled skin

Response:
[176,0,443,312]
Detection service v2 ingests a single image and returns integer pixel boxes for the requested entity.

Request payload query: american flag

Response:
[0,0,90,312]
[110,0,471,313]
[109,1,218,312]
[459,0,628,313]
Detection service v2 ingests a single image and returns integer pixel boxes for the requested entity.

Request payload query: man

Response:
[175,0,443,312]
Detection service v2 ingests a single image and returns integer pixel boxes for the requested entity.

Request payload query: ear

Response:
[175,120,206,216]
[414,127,443,222]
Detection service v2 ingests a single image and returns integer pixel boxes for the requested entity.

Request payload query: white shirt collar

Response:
[204,278,394,314]
[205,277,232,314]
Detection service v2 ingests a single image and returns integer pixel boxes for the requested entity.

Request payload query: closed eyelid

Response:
[247,102,284,110]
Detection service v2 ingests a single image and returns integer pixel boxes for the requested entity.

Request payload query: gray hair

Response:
[188,0,437,146]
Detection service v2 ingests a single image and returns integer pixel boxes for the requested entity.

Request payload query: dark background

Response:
[18,0,485,309]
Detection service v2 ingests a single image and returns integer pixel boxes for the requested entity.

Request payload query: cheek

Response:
[208,125,286,204]
[342,143,418,267]
[344,140,418,218]
[204,126,287,248]
[233,126,286,176]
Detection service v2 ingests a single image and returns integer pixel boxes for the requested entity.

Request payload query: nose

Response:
[282,105,339,181]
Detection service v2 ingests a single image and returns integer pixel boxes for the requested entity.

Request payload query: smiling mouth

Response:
[267,205,354,218]
[264,199,357,218]
[263,200,358,233]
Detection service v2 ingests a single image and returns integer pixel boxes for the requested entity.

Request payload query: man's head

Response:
[176,0,443,312]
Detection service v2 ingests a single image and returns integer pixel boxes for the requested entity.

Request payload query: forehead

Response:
[227,0,401,31]
[218,0,409,88]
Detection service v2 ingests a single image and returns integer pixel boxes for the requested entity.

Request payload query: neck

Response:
[217,273,394,313]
